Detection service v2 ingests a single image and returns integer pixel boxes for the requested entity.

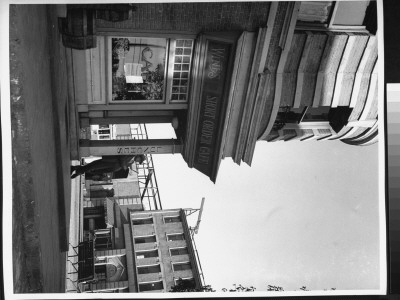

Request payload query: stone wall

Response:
[96,2,270,33]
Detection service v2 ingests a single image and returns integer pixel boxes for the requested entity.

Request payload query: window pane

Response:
[135,235,157,244]
[175,278,195,288]
[132,218,153,225]
[138,264,161,274]
[169,39,193,102]
[111,37,166,101]
[95,264,106,274]
[139,281,164,292]
[165,216,181,223]
[173,262,192,271]
[136,249,158,259]
[170,247,189,256]
[167,233,184,241]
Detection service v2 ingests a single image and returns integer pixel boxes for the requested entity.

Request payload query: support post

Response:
[89,116,173,125]
[79,139,183,157]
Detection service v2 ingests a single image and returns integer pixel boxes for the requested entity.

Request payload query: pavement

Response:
[10,4,76,293]
[65,167,83,293]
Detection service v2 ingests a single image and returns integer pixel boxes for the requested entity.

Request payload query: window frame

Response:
[296,1,370,33]
[163,215,182,224]
[136,248,159,260]
[107,35,195,104]
[131,216,154,226]
[169,246,189,256]
[173,277,195,286]
[172,261,192,272]
[166,233,185,241]
[137,263,162,275]
[134,234,157,244]
[138,280,165,292]
[108,36,169,104]
[166,39,194,104]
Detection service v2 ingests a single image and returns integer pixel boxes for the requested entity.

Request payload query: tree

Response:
[170,280,335,293]
[169,278,215,292]
[267,285,284,291]
[170,279,254,293]
[267,284,336,291]
[222,284,256,292]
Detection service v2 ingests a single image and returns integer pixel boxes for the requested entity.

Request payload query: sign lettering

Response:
[208,48,225,79]
[204,96,217,119]
[116,146,163,154]
[193,40,232,179]
[200,120,214,146]
[197,146,211,164]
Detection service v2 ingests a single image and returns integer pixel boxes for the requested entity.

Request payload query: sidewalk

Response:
[10,4,73,293]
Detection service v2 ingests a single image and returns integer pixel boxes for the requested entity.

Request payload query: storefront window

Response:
[170,39,193,101]
[112,37,166,101]
[110,37,194,103]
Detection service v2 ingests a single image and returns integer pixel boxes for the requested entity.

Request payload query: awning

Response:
[329,106,354,133]
[104,198,115,228]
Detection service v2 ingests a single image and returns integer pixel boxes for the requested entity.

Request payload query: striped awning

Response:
[104,198,115,228]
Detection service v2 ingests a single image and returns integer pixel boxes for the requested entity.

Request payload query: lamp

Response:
[124,63,143,83]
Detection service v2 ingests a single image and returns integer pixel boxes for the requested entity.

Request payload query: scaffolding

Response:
[129,124,163,210]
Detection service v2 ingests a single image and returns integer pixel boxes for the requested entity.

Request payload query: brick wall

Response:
[96,2,270,32]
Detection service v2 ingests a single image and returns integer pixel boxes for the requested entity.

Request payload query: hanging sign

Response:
[193,40,232,180]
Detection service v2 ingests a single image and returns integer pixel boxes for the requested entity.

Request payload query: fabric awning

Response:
[104,198,115,228]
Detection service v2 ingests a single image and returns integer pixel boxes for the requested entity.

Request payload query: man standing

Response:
[71,155,146,179]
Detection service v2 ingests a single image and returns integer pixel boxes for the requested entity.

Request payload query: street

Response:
[10,4,72,293]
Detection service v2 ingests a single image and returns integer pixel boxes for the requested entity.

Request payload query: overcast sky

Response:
[147,123,383,293]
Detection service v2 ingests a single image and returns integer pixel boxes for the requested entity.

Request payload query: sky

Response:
[147,123,383,292]
[0,0,384,296]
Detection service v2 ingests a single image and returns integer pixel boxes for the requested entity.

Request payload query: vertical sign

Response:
[194,40,232,178]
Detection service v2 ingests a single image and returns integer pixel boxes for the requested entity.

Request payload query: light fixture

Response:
[124,63,143,83]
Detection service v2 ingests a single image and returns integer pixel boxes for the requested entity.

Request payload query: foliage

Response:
[170,280,255,293]
[170,281,335,293]
[222,284,256,292]
[112,63,164,101]
[112,76,128,100]
[267,284,336,292]
[169,279,214,292]
[113,38,130,58]
[111,37,165,101]
[267,284,284,291]
[141,63,164,100]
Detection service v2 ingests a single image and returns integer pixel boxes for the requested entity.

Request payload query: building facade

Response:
[67,123,202,293]
[64,1,378,182]
[68,154,202,293]
[76,209,203,293]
